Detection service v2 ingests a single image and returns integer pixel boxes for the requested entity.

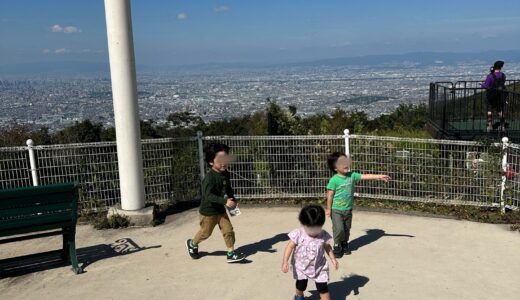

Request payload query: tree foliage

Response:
[0,102,429,147]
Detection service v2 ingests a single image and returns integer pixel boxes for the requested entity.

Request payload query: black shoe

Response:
[227,251,246,263]
[342,243,351,255]
[333,245,344,258]
[185,239,199,259]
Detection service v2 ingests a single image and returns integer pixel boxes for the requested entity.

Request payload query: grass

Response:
[78,212,130,229]
[355,198,520,232]
[78,198,520,233]
[238,198,520,233]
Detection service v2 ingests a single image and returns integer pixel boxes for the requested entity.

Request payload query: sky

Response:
[1,0,520,66]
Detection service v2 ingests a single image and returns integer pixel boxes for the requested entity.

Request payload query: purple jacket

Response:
[481,71,505,89]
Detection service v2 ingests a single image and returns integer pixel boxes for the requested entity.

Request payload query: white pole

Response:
[104,0,145,211]
[344,129,350,156]
[26,139,39,186]
[500,137,509,214]
[197,131,206,181]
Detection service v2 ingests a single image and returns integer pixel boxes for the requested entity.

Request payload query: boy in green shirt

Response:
[185,143,246,263]
[326,152,390,258]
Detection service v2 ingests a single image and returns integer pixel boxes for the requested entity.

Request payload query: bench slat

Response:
[0,183,79,200]
[0,229,64,244]
[0,202,73,219]
[0,191,78,210]
[0,222,72,239]
[0,212,73,231]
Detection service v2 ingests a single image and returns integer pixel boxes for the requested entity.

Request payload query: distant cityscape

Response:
[1,63,519,131]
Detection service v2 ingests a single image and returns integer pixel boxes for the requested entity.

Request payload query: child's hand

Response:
[281,262,289,273]
[325,208,331,217]
[380,175,391,183]
[331,259,339,270]
[226,199,237,208]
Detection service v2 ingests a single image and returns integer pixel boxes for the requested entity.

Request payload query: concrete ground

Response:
[1,207,519,300]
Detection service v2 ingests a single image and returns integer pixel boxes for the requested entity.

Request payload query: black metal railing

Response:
[428,80,520,141]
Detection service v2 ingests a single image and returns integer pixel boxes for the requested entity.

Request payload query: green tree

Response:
[266,100,304,135]
[0,125,52,147]
[166,112,205,129]
[52,120,103,144]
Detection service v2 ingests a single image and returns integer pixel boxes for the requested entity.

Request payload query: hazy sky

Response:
[1,0,520,66]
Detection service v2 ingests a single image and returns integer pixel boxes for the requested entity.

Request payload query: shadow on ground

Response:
[153,200,201,226]
[308,274,370,300]
[349,229,414,252]
[197,232,289,262]
[0,238,160,278]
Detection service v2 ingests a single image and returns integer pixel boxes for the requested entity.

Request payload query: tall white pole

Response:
[500,137,509,214]
[104,0,145,211]
[344,129,350,156]
[26,139,39,186]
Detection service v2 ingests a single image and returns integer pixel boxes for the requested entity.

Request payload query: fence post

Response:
[344,129,350,156]
[197,131,206,182]
[500,137,509,214]
[26,139,39,186]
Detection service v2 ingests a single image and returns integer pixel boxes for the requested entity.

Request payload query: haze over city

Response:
[1,0,520,129]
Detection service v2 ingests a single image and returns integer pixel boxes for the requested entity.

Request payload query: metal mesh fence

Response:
[32,138,200,211]
[205,134,507,207]
[349,135,503,206]
[35,142,120,211]
[0,133,519,212]
[0,146,31,190]
[203,135,345,199]
[507,143,520,208]
[141,138,200,207]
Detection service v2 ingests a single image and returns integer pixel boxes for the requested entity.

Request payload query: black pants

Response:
[296,279,328,294]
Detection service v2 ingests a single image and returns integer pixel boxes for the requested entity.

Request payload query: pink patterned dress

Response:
[288,227,333,283]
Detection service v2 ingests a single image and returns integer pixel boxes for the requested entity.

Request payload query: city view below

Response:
[2,62,519,131]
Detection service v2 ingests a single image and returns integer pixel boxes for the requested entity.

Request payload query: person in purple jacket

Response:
[481,60,507,132]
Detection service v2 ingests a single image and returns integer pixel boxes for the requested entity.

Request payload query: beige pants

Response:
[193,213,235,248]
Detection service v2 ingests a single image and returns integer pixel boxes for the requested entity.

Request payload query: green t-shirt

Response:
[326,172,362,211]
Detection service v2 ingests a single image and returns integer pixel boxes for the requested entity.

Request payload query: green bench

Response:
[0,183,83,274]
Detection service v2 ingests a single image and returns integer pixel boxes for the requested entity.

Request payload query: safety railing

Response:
[1,132,518,212]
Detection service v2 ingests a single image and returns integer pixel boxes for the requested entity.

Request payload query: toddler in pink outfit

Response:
[282,205,339,300]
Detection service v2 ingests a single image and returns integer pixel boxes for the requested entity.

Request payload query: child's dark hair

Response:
[299,205,326,227]
[327,152,346,172]
[204,143,230,167]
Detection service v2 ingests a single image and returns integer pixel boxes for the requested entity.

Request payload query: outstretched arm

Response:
[481,74,492,89]
[281,240,296,273]
[361,174,391,182]
[324,243,339,270]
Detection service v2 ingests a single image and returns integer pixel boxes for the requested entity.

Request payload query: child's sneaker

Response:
[185,239,199,259]
[226,251,246,263]
[333,244,344,258]
[342,242,351,255]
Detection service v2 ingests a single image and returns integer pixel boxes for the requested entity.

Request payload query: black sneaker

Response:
[333,245,344,258]
[342,243,351,255]
[226,251,246,263]
[185,239,199,259]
